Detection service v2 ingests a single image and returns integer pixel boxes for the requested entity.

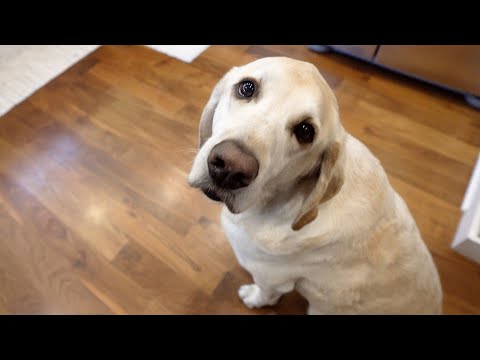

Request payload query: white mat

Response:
[146,45,210,63]
[0,45,100,117]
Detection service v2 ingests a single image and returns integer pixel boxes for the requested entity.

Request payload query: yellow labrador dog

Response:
[188,57,442,314]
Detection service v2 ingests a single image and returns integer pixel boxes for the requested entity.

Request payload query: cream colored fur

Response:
[188,57,442,314]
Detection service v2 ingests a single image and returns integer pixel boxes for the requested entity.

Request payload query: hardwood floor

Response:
[0,45,479,314]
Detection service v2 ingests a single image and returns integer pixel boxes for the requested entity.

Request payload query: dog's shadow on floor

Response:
[191,265,308,315]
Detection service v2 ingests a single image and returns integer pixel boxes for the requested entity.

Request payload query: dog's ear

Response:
[291,87,346,231]
[198,69,233,148]
[291,139,346,231]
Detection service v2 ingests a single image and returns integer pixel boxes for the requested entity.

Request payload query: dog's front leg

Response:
[238,281,295,309]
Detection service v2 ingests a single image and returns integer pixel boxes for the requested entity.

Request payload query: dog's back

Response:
[294,135,442,314]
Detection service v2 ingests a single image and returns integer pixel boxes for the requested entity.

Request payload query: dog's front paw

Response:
[238,284,280,309]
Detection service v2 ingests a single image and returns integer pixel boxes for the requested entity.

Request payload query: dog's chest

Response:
[220,209,328,286]
[222,213,287,266]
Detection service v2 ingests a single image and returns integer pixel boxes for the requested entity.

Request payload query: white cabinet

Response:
[452,154,480,264]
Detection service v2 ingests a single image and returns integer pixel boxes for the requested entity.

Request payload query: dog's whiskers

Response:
[176,146,199,153]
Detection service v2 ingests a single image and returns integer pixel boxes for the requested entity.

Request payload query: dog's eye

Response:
[293,122,315,144]
[238,80,255,98]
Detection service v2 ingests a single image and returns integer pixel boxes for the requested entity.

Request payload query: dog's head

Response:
[188,57,346,230]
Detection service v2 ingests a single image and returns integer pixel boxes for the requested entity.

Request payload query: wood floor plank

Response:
[0,206,46,314]
[0,167,175,314]
[112,241,211,314]
[339,89,478,167]
[0,138,127,261]
[0,174,114,314]
[0,130,225,295]
[339,76,480,148]
[2,99,231,295]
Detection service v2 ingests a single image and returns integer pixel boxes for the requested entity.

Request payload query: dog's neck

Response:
[220,178,337,256]
[224,175,316,230]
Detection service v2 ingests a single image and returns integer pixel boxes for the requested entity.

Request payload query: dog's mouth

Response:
[189,177,241,213]
[202,188,222,202]
[198,185,239,214]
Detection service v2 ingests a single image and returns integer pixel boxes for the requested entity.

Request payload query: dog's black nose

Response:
[207,140,259,190]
